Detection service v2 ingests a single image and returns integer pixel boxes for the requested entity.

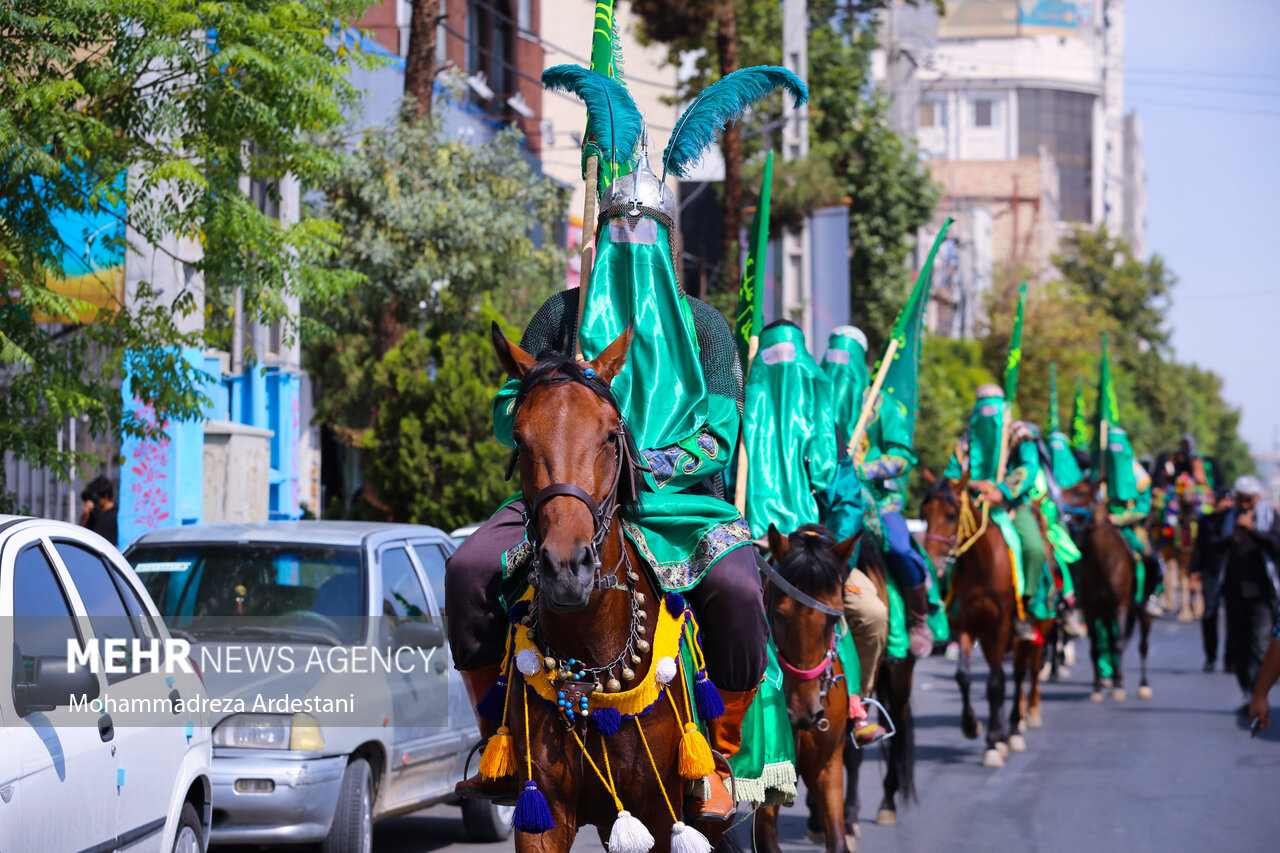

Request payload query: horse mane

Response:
[511,350,647,507]
[922,474,958,511]
[777,524,846,596]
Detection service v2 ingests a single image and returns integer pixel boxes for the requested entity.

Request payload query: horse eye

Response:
[606,430,620,444]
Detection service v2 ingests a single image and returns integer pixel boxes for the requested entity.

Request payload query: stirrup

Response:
[849,697,895,749]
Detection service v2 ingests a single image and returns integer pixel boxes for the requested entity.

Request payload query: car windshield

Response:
[128,543,366,645]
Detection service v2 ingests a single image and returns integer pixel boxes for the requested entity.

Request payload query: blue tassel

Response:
[664,593,687,618]
[508,600,530,624]
[476,677,507,722]
[591,706,623,737]
[513,780,555,834]
[693,672,725,721]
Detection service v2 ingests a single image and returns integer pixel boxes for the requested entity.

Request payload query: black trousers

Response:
[1200,571,1222,665]
[445,501,768,692]
[1224,595,1276,694]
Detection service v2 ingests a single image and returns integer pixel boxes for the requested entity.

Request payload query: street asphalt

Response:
[244,616,1280,851]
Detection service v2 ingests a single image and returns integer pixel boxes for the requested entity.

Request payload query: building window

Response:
[974,99,993,127]
[918,101,938,128]
[1018,88,1095,222]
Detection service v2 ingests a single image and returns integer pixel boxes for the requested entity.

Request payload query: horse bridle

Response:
[761,548,845,726]
[525,457,626,590]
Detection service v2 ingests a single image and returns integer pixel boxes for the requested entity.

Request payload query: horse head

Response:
[920,475,963,576]
[766,523,856,731]
[491,322,639,612]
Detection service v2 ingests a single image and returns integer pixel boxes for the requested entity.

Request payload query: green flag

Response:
[1070,376,1089,454]
[1003,281,1027,402]
[582,0,631,189]
[1048,361,1061,434]
[877,216,954,444]
[734,151,774,366]
[1092,334,1120,468]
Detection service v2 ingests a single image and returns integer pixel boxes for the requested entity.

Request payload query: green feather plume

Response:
[542,64,643,171]
[662,66,808,179]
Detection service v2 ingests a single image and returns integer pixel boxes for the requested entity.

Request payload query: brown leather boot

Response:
[904,583,935,659]
[454,662,519,803]
[689,687,756,821]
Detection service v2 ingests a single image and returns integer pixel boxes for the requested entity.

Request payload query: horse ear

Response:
[588,320,634,383]
[921,467,937,486]
[832,533,860,567]
[766,524,789,560]
[491,321,536,381]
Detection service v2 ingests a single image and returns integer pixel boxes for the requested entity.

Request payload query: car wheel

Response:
[322,758,373,853]
[461,799,515,843]
[172,802,203,853]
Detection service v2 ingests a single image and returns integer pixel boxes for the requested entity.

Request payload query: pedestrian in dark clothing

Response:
[78,476,118,548]
[1200,476,1280,709]
[1195,492,1234,671]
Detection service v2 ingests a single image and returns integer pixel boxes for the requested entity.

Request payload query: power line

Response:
[1128,66,1280,82]
[1127,96,1280,118]
[1127,79,1280,98]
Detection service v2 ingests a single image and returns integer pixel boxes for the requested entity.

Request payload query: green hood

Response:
[966,396,1010,482]
[1048,430,1083,491]
[1105,426,1140,503]
[741,323,837,537]
[821,329,870,447]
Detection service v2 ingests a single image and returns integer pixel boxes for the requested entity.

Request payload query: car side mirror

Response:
[13,654,100,717]
[392,622,445,650]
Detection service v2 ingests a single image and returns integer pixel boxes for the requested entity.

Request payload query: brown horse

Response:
[843,544,917,834]
[1065,483,1154,703]
[1151,478,1206,621]
[753,525,856,853]
[920,474,1016,767]
[491,324,721,852]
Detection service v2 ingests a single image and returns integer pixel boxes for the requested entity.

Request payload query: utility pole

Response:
[781,0,811,341]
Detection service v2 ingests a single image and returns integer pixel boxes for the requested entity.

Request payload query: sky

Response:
[1125,0,1280,454]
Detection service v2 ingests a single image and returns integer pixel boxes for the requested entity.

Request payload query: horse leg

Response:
[1009,640,1027,746]
[812,741,850,853]
[1110,609,1127,701]
[1027,634,1045,728]
[876,659,914,826]
[843,737,861,838]
[515,812,579,853]
[956,632,980,739]
[752,805,783,853]
[983,640,1009,766]
[1088,613,1106,702]
[1138,610,1153,699]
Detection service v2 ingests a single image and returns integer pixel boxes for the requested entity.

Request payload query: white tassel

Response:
[608,810,655,853]
[655,656,678,685]
[516,648,542,676]
[670,821,712,853]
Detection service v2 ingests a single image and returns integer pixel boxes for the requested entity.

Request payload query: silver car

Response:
[125,521,510,850]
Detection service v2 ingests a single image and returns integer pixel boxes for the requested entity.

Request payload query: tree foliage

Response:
[307,101,565,521]
[0,0,372,491]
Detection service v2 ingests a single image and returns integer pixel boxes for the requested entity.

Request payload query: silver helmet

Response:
[601,129,675,220]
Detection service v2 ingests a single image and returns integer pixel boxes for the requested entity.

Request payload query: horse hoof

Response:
[1059,666,1071,678]
[1028,713,1043,728]
[995,741,1010,759]
[1017,718,1028,734]
[875,809,897,827]
[1009,734,1027,752]
[807,829,825,845]
[1064,643,1077,666]
[1112,688,1127,702]
[982,748,1005,768]
[1138,685,1153,700]
[846,836,858,852]
[1090,691,1105,703]
[962,719,982,740]
[1038,663,1052,681]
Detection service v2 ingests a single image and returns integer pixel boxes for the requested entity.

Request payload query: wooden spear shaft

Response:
[845,337,900,460]
[575,155,600,360]
[733,335,760,515]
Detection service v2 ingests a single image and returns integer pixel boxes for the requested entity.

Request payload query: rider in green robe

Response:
[1025,425,1085,633]
[1104,426,1163,616]
[823,325,937,658]
[944,385,1050,641]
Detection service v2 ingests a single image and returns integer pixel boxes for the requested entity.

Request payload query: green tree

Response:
[308,99,565,520]
[0,0,371,496]
[911,335,995,503]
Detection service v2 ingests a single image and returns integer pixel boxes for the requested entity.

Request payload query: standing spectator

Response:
[78,476,118,548]
[1195,488,1236,671]
[1201,476,1280,711]
[1246,600,1280,731]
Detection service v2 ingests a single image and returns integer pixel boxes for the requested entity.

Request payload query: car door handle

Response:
[98,713,114,743]
[434,659,446,673]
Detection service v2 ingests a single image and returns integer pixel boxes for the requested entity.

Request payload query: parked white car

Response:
[126,521,510,850]
[0,516,213,853]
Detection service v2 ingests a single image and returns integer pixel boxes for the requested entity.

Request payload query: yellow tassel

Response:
[479,726,516,779]
[677,722,715,780]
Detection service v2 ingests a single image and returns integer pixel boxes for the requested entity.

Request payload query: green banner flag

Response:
[1070,376,1089,454]
[877,216,954,444]
[1048,362,1061,434]
[1004,281,1027,402]
[1092,334,1120,468]
[583,0,631,188]
[734,151,774,366]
